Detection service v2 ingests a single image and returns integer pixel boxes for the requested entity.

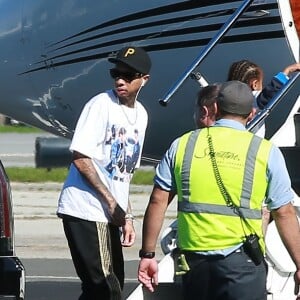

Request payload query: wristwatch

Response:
[139,249,155,259]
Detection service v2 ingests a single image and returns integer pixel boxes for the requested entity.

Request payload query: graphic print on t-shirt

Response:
[104,125,140,182]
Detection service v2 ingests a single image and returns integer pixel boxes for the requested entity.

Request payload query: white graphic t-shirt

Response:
[57,89,148,222]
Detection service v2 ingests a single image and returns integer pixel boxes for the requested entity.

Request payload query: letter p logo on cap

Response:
[124,48,135,57]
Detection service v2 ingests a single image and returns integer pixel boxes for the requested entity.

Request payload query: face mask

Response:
[252,90,261,98]
[252,90,262,110]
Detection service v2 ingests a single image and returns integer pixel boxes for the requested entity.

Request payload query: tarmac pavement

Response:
[10,182,178,299]
[11,182,177,261]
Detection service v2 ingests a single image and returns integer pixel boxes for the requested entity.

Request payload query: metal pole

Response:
[159,0,254,106]
[247,72,300,131]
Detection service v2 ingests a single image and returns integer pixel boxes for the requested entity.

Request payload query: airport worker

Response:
[137,81,300,300]
[57,46,151,300]
[195,77,300,298]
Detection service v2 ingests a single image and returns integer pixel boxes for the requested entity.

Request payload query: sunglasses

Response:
[109,68,142,82]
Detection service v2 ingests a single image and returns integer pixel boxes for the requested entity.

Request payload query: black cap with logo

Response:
[108,46,151,74]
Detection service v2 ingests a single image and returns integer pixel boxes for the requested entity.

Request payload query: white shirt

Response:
[57,89,148,222]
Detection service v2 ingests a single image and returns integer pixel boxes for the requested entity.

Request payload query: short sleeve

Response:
[70,94,108,158]
[265,145,295,210]
[154,139,179,192]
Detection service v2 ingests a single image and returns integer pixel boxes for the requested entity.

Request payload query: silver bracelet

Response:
[125,213,134,221]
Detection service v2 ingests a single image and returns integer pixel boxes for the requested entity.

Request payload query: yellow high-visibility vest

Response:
[174,127,272,252]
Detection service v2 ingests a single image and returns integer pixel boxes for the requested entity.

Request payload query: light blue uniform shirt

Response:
[154,119,294,255]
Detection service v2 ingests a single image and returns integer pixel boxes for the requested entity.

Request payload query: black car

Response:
[0,161,25,299]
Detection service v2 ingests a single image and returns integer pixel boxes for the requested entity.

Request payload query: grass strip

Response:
[0,125,42,133]
[6,167,155,185]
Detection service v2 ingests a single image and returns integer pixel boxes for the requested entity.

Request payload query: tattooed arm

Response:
[72,151,125,226]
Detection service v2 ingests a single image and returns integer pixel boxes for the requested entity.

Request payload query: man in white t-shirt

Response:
[57,46,151,300]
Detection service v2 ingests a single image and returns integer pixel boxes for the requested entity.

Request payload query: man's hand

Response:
[138,258,158,292]
[121,220,135,247]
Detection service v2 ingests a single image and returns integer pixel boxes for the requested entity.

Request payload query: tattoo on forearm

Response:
[74,157,115,206]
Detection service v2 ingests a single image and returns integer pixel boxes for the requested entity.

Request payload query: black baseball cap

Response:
[217,81,254,115]
[108,46,151,74]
